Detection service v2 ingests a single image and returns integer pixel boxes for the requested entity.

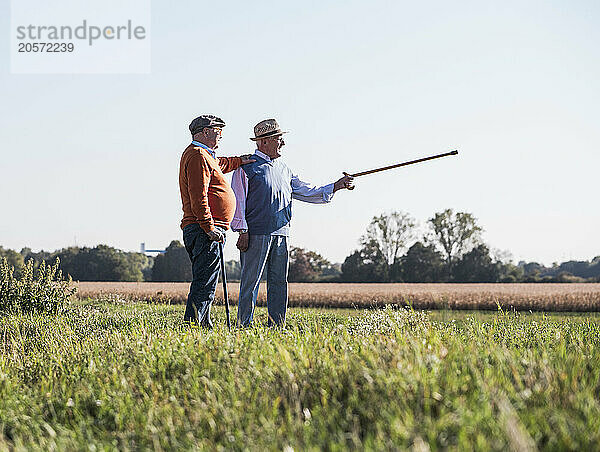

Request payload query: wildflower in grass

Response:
[0,257,75,315]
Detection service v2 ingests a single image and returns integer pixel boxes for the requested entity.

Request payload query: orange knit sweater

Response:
[179,144,242,232]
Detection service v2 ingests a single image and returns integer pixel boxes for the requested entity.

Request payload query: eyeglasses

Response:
[205,127,223,136]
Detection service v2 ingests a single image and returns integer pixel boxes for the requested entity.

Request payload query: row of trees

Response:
[2,208,598,282]
[1,245,154,281]
[338,209,600,283]
[0,242,239,283]
[341,209,487,282]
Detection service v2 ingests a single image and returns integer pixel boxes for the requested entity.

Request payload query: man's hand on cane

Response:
[237,232,249,252]
[207,229,224,242]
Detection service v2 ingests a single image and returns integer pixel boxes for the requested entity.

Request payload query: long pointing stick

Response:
[344,150,458,181]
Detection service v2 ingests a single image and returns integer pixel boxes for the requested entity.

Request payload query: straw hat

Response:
[250,119,288,141]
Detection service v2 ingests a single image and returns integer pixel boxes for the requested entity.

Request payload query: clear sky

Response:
[1,0,599,265]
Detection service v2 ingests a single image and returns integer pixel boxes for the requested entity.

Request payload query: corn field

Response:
[74,282,600,311]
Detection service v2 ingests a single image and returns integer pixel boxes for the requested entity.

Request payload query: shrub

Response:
[0,257,75,315]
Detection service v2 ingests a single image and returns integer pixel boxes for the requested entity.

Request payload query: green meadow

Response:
[1,302,600,451]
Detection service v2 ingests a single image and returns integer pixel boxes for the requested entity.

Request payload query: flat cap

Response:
[189,115,226,135]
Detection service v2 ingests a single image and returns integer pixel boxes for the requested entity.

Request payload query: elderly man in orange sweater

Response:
[179,115,253,328]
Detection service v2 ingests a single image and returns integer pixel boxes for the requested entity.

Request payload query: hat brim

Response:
[250,130,289,141]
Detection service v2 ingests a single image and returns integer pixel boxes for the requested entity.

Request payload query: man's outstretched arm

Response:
[291,173,354,203]
[218,155,255,173]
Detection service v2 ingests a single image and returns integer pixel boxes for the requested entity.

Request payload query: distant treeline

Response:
[334,209,600,283]
[1,209,598,283]
[0,242,239,283]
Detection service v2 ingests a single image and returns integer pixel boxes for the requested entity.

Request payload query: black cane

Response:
[343,150,458,189]
[218,242,231,331]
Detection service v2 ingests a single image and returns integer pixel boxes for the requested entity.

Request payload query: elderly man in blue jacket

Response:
[231,119,354,327]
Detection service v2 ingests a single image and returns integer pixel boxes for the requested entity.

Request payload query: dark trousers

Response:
[182,223,224,327]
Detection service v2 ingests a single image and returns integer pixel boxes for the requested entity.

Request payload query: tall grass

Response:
[0,257,75,315]
[1,303,599,450]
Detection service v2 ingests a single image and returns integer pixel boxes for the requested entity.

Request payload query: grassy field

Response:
[1,301,600,450]
[75,282,600,311]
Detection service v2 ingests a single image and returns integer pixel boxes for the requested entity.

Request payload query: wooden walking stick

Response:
[344,150,458,189]
[218,242,231,331]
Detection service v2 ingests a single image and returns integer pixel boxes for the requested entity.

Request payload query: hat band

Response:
[254,129,283,139]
